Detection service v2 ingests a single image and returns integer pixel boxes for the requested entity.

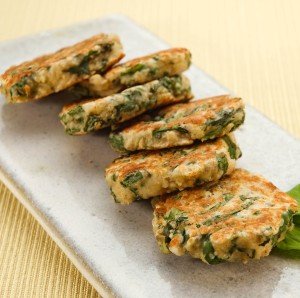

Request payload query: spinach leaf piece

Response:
[152,125,189,139]
[121,171,143,188]
[121,64,145,76]
[274,184,300,258]
[222,135,239,159]
[217,154,228,173]
[109,134,125,152]
[66,50,99,75]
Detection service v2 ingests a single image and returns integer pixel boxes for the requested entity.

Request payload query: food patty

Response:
[152,169,298,264]
[109,95,245,153]
[0,34,124,103]
[60,75,192,135]
[106,134,241,204]
[71,48,191,98]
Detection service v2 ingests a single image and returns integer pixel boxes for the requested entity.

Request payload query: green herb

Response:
[173,193,182,200]
[109,134,125,152]
[113,89,144,122]
[66,50,99,75]
[202,235,223,264]
[149,68,157,76]
[162,208,188,245]
[217,154,228,173]
[112,173,117,182]
[121,64,145,76]
[67,106,84,117]
[164,208,188,223]
[222,135,240,159]
[231,108,246,131]
[194,178,203,187]
[274,185,300,258]
[160,75,183,96]
[152,125,189,139]
[121,171,143,188]
[12,75,35,97]
[100,43,113,53]
[66,127,81,135]
[203,109,243,141]
[117,101,137,113]
[159,239,170,254]
[223,193,234,201]
[110,188,120,203]
[84,115,102,132]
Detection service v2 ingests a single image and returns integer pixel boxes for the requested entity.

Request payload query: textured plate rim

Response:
[0,165,114,297]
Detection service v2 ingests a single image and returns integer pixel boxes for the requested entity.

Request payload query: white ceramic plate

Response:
[0,15,299,298]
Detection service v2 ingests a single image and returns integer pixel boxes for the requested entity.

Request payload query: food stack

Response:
[0,33,297,264]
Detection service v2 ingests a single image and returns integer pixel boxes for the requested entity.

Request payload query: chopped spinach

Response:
[112,173,117,182]
[121,64,145,76]
[222,135,240,159]
[84,115,102,132]
[110,188,120,203]
[121,171,143,188]
[206,109,235,127]
[202,235,223,264]
[12,75,35,97]
[203,109,242,141]
[149,68,157,76]
[66,50,99,75]
[162,208,188,245]
[68,105,85,117]
[66,127,81,135]
[194,178,203,187]
[164,208,188,223]
[152,125,189,139]
[109,134,125,152]
[160,75,183,96]
[100,43,113,53]
[223,193,234,201]
[173,193,183,200]
[217,154,228,173]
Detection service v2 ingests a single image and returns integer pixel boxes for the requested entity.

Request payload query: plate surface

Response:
[0,15,300,298]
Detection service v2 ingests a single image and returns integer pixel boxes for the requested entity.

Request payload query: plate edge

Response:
[0,165,115,298]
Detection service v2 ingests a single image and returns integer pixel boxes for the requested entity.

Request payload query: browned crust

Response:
[153,169,298,219]
[106,137,227,179]
[0,34,124,88]
[110,47,190,71]
[122,95,243,133]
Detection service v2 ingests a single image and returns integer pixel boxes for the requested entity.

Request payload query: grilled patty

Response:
[109,95,245,153]
[152,169,298,264]
[71,48,191,98]
[106,134,241,204]
[60,75,192,135]
[0,34,124,103]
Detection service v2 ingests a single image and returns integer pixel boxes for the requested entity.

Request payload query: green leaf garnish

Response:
[274,184,300,258]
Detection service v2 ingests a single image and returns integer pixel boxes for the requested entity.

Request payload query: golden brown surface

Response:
[1,34,117,83]
[152,169,298,263]
[0,0,300,295]
[123,95,243,132]
[110,47,189,69]
[110,95,245,152]
[106,134,241,203]
[0,33,124,103]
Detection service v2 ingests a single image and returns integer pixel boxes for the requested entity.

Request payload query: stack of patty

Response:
[59,48,193,134]
[105,94,297,264]
[1,34,297,265]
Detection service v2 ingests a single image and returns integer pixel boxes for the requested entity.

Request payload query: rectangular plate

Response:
[0,15,300,298]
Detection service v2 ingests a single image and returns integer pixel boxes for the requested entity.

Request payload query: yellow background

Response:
[0,0,299,296]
